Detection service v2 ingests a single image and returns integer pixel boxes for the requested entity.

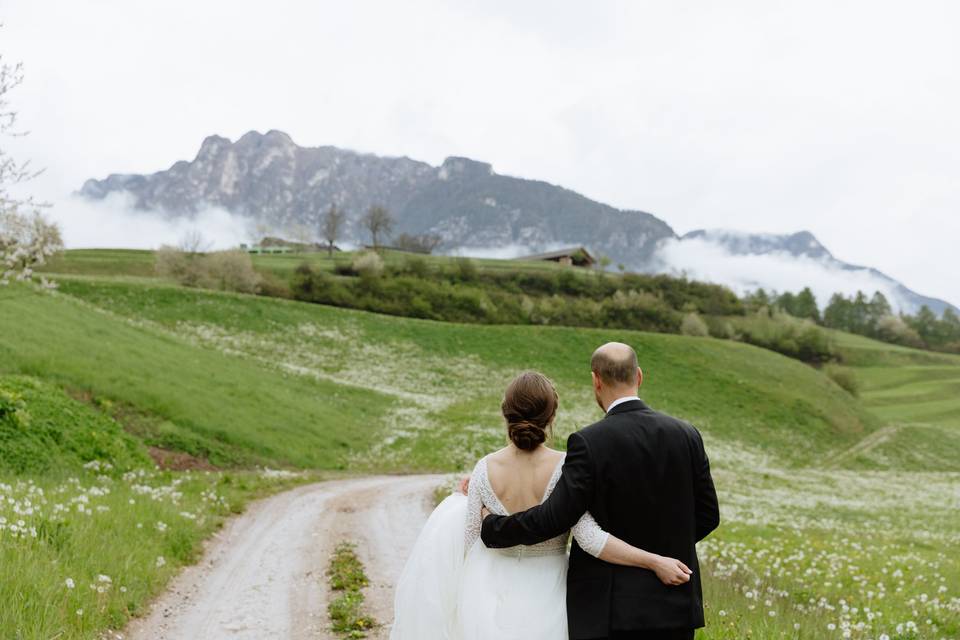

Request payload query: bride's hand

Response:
[458,476,470,495]
[651,555,692,585]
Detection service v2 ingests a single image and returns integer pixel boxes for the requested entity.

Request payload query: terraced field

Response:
[830,331,960,471]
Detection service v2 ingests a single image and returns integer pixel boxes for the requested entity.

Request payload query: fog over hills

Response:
[79,130,957,315]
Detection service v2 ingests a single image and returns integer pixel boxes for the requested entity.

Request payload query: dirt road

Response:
[124,475,446,640]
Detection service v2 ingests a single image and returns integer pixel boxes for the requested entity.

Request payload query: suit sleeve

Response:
[480,431,594,548]
[691,427,720,541]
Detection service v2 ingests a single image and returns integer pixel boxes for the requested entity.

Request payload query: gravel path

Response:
[123,475,445,640]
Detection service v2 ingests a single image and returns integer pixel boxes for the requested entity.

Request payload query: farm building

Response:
[515,246,596,268]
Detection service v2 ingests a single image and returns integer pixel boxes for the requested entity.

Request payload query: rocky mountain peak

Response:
[438,156,494,180]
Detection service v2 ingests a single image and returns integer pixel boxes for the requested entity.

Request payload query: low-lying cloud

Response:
[448,242,571,260]
[656,237,918,313]
[46,193,254,251]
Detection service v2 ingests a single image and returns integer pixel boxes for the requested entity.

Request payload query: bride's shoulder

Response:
[470,448,506,473]
[543,447,566,463]
[483,447,511,463]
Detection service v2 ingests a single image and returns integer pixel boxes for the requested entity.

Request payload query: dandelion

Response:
[65,578,75,589]
[76,609,83,616]
[155,556,166,568]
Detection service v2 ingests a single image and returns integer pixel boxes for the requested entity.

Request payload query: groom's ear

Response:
[636,368,644,390]
[591,371,601,391]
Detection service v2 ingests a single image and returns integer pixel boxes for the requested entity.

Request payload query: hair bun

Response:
[508,419,546,451]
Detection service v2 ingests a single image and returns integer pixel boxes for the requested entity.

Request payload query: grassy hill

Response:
[826,330,960,470]
[9,249,960,640]
[3,273,877,471]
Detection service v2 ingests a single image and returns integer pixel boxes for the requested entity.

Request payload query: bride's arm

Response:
[463,460,485,554]
[571,512,692,586]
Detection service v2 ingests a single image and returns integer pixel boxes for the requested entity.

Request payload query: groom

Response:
[481,342,720,640]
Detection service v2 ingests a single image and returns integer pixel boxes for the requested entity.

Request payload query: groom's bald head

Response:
[591,342,640,386]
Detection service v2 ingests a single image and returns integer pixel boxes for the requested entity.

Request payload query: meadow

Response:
[2,249,958,639]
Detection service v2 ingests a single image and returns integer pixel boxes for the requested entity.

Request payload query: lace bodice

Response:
[464,454,610,558]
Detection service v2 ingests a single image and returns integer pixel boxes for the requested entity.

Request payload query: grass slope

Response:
[34,276,880,471]
[0,371,311,640]
[16,252,960,639]
[830,330,960,470]
[0,375,150,474]
[0,284,394,469]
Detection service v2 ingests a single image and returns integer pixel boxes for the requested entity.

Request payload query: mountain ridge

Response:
[78,130,957,315]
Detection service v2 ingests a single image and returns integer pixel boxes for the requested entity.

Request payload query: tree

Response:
[288,222,314,247]
[793,287,820,322]
[744,288,772,313]
[776,291,797,315]
[823,293,852,330]
[178,229,211,255]
[0,43,62,286]
[321,204,345,257]
[907,305,938,346]
[361,205,394,249]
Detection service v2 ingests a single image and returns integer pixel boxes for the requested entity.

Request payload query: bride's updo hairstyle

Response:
[502,371,559,451]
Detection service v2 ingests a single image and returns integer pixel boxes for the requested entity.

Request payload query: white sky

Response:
[2,0,958,306]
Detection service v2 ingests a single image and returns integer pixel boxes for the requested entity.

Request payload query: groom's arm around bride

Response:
[481,342,720,640]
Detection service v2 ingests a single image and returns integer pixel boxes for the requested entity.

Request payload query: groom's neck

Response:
[602,389,639,412]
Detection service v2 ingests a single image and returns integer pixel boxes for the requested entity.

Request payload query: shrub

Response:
[455,257,478,282]
[824,364,860,397]
[732,310,834,363]
[401,256,431,278]
[202,250,261,294]
[156,247,260,294]
[351,251,384,278]
[600,290,680,333]
[681,312,710,337]
[876,315,925,348]
[155,245,204,287]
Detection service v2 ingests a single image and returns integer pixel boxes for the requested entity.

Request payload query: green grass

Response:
[0,466,309,639]
[0,372,313,639]
[9,257,960,640]
[39,275,880,470]
[828,330,960,471]
[327,542,376,638]
[40,249,159,279]
[1,375,151,474]
[0,283,395,469]
[39,247,594,281]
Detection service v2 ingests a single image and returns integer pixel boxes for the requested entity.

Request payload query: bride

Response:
[391,371,692,640]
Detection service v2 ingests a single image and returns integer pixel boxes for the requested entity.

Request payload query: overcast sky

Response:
[3,0,958,306]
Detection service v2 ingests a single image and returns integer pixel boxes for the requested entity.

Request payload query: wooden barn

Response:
[515,246,596,268]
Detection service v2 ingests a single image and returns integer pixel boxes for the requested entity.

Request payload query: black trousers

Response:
[592,630,695,640]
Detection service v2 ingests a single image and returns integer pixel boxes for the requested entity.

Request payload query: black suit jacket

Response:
[480,400,720,639]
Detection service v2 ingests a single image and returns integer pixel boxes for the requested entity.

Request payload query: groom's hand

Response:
[481,506,491,519]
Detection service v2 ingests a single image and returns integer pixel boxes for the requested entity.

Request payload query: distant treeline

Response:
[283,252,836,364]
[744,287,960,354]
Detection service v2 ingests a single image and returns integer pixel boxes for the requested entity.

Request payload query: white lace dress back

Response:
[390,452,610,640]
[463,454,609,559]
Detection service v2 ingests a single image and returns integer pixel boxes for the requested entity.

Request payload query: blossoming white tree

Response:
[0,42,62,286]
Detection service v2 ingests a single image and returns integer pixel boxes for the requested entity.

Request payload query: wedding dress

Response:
[390,454,610,640]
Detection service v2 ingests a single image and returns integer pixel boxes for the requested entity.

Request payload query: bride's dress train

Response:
[390,455,609,640]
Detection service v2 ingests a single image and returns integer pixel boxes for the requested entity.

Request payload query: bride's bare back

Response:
[485,445,565,514]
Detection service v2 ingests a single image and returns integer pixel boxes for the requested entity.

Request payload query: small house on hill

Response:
[515,246,595,268]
